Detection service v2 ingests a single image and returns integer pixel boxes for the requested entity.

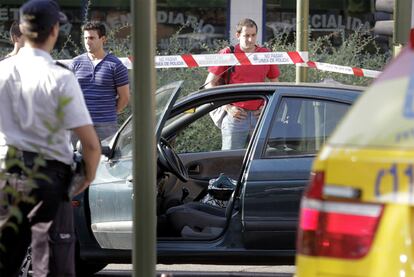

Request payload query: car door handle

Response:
[126,175,133,186]
[187,164,200,175]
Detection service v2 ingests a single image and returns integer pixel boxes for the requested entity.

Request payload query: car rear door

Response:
[241,86,357,250]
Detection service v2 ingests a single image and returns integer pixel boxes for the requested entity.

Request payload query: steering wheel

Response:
[157,137,188,182]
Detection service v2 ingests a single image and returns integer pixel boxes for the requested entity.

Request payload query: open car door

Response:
[88,81,183,249]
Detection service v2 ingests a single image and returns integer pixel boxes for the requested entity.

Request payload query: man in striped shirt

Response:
[71,21,130,142]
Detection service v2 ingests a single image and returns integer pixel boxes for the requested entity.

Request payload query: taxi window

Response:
[329,74,414,149]
[329,78,414,148]
[264,97,349,157]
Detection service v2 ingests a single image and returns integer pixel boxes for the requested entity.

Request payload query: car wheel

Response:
[75,258,107,276]
[75,242,107,276]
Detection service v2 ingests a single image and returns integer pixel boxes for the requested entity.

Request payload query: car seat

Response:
[165,191,236,238]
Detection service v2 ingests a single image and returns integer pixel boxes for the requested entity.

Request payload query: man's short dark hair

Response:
[9,21,22,42]
[82,21,106,38]
[236,18,258,33]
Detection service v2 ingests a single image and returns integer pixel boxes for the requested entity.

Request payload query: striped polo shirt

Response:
[70,53,129,123]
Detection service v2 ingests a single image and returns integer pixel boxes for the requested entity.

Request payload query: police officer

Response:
[0,0,101,276]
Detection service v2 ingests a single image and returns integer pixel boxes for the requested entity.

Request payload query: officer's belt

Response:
[8,148,71,172]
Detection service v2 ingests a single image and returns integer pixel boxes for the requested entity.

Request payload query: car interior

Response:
[155,99,259,239]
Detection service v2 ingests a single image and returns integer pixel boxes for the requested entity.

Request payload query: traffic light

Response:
[373,0,393,38]
[374,0,412,45]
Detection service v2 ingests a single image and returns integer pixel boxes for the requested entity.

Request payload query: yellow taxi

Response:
[295,32,414,277]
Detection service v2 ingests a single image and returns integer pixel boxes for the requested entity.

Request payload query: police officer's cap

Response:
[20,0,67,37]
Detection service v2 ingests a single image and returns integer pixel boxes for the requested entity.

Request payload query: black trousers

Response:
[0,151,74,277]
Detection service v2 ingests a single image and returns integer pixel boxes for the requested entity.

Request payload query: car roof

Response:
[173,81,363,115]
[196,82,365,94]
[185,82,364,103]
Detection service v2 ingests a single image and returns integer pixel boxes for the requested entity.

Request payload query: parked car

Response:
[73,81,362,275]
[295,44,414,275]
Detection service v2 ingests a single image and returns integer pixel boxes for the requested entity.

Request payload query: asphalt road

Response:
[94,264,295,277]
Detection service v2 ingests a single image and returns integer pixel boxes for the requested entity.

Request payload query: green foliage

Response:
[268,29,391,86]
[155,26,227,98]
[0,153,39,227]
[174,114,221,153]
[52,34,83,59]
[106,25,132,57]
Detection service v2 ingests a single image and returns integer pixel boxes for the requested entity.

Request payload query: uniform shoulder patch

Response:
[55,61,70,70]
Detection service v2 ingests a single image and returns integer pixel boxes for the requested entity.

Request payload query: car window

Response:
[113,120,133,159]
[264,97,349,157]
[173,112,222,154]
[168,97,266,154]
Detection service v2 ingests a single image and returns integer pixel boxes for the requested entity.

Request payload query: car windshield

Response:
[117,81,182,141]
[103,81,182,160]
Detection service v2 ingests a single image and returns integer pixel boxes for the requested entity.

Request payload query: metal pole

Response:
[131,0,156,276]
[412,0,414,27]
[296,0,309,83]
[393,0,412,56]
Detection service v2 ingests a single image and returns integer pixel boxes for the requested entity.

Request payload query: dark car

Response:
[73,81,362,274]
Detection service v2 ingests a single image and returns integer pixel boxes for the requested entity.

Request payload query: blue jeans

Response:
[94,122,118,141]
[71,122,118,147]
[221,111,258,150]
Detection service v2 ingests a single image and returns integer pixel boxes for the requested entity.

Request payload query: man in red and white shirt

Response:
[204,18,280,150]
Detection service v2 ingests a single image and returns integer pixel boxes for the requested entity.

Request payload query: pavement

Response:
[98,264,295,277]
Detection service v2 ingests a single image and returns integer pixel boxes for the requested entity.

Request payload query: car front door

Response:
[241,87,353,250]
[88,81,182,249]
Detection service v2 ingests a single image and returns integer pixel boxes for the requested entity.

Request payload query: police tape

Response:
[59,51,381,78]
[124,51,308,68]
[304,61,380,78]
[121,52,381,78]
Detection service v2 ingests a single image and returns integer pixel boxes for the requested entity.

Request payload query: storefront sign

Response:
[0,8,19,21]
